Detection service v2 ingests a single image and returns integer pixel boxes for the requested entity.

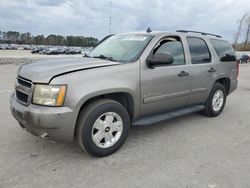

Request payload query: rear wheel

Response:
[202,83,226,117]
[77,99,130,157]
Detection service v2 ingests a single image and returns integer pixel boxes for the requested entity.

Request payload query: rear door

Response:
[186,37,216,105]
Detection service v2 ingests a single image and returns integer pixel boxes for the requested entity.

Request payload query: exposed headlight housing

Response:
[32,85,67,106]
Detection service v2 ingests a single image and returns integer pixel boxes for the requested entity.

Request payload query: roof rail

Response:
[176,30,222,38]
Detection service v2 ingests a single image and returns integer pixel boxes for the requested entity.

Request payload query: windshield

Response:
[88,34,154,62]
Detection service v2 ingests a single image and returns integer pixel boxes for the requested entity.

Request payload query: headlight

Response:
[33,85,67,106]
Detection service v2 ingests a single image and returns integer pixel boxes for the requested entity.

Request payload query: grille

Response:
[17,78,32,88]
[16,90,28,103]
[15,77,33,105]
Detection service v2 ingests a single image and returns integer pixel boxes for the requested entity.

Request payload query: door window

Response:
[154,38,185,65]
[187,37,211,64]
[210,39,236,62]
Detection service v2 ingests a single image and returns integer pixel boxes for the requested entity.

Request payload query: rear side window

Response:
[187,37,211,64]
[210,39,236,62]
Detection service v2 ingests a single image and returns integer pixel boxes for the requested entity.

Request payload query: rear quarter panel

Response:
[206,38,238,95]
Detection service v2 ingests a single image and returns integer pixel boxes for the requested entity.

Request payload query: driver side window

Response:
[154,39,185,65]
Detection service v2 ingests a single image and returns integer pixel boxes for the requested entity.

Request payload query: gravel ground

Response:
[0,58,32,65]
[0,63,250,188]
[0,50,82,64]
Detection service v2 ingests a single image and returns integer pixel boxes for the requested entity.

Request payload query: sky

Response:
[0,0,249,41]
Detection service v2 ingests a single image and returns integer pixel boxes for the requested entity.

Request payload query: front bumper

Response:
[10,93,75,142]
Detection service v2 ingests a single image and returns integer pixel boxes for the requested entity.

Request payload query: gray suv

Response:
[10,30,238,157]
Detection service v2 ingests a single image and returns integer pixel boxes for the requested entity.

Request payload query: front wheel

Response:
[76,99,130,157]
[202,83,226,117]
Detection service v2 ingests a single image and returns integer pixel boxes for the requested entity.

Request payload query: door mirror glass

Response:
[148,39,185,68]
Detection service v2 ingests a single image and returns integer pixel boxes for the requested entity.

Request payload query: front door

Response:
[140,36,190,117]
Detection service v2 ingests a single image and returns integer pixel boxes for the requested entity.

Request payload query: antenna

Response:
[146,27,152,33]
[109,0,112,35]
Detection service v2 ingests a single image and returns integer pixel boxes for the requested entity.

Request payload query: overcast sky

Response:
[0,0,249,41]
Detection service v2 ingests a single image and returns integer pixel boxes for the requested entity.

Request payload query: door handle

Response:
[208,67,216,73]
[178,71,189,77]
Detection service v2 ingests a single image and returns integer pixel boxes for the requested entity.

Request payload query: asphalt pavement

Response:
[0,63,250,188]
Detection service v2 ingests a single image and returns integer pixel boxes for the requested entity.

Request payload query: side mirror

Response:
[220,54,236,62]
[147,53,174,68]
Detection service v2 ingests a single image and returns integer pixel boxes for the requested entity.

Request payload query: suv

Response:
[10,30,238,157]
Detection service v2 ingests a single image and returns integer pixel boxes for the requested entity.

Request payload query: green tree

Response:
[0,30,99,47]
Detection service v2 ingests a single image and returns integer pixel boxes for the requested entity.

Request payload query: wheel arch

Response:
[214,77,231,95]
[73,91,135,139]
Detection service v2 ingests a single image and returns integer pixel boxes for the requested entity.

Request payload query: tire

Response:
[202,83,227,117]
[76,99,130,157]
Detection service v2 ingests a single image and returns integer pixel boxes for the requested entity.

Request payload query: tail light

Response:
[236,60,240,79]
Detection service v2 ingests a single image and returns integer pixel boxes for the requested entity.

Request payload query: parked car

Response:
[39,48,50,54]
[57,47,67,54]
[4,45,12,50]
[31,47,44,54]
[10,30,238,157]
[23,46,31,50]
[65,48,81,55]
[45,48,60,55]
[240,54,250,63]
[0,44,17,50]
[7,45,18,50]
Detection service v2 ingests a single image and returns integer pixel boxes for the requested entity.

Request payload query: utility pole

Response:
[109,0,112,35]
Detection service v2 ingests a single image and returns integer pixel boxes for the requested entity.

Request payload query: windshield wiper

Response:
[93,55,115,61]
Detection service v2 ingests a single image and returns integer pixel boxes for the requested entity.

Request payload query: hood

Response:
[18,57,120,83]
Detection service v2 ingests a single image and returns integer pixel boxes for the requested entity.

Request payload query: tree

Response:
[33,35,45,45]
[20,32,31,44]
[26,32,32,44]
[244,16,250,47]
[0,31,2,41]
[0,30,98,47]
[234,13,248,49]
